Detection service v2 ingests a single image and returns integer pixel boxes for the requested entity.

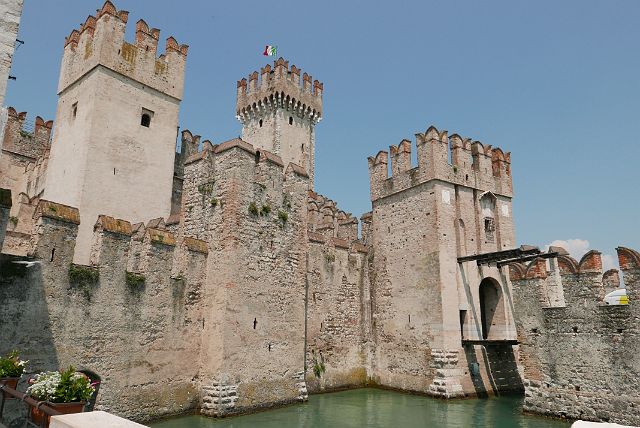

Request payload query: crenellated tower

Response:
[236,57,322,187]
[43,1,188,263]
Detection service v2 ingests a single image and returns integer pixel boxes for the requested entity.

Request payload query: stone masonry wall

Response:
[511,248,640,426]
[0,201,207,423]
[305,235,370,392]
[181,137,310,416]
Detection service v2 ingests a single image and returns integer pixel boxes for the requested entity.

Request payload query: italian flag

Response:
[263,45,277,56]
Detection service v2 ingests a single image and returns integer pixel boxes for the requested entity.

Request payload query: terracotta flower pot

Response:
[0,377,19,398]
[30,401,85,428]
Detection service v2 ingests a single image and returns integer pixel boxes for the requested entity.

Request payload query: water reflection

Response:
[150,389,570,428]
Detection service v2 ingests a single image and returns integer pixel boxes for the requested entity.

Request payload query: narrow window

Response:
[484,217,495,243]
[141,108,154,127]
[113,168,116,175]
[72,102,78,119]
[50,248,56,262]
[289,116,293,125]
[253,318,257,329]
[301,143,305,151]
[259,119,263,127]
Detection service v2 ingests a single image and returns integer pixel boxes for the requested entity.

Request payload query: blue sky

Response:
[5,0,639,267]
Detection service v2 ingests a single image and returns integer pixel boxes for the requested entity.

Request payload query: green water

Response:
[150,388,570,428]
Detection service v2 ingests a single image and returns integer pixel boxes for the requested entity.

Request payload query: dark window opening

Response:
[259,119,263,127]
[484,217,495,243]
[268,343,271,352]
[113,168,116,175]
[301,144,305,151]
[72,102,78,119]
[289,116,293,125]
[253,318,257,329]
[141,108,154,127]
[408,314,411,324]
[459,310,467,340]
[50,248,56,262]
[572,326,578,333]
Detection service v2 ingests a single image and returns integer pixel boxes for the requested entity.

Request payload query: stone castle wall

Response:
[0,201,206,423]
[179,137,310,416]
[304,191,372,392]
[510,248,640,426]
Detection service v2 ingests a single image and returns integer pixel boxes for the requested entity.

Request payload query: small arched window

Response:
[289,116,293,125]
[141,108,154,128]
[259,119,263,128]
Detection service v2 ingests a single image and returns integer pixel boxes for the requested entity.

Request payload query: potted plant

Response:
[0,350,28,394]
[26,366,96,426]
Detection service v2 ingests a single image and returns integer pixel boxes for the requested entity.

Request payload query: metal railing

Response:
[0,383,62,428]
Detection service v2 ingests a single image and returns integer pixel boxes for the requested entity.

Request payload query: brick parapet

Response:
[236,57,322,123]
[368,125,512,202]
[58,1,187,100]
[2,107,52,160]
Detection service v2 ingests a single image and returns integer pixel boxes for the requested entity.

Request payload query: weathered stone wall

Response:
[305,232,370,392]
[181,137,310,416]
[512,248,640,426]
[0,0,23,106]
[0,201,208,423]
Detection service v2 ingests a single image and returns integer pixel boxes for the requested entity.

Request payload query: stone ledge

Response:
[49,411,148,428]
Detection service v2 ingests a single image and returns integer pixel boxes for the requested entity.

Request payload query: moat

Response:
[150,389,570,428]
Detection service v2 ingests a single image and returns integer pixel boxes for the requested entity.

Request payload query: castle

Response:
[1,1,638,426]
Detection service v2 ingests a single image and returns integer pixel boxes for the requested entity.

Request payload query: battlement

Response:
[58,1,188,100]
[368,125,512,202]
[2,107,52,160]
[510,246,638,308]
[236,58,322,123]
[308,191,359,242]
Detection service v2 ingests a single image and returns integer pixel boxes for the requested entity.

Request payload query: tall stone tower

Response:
[367,127,519,397]
[43,1,188,263]
[236,57,322,186]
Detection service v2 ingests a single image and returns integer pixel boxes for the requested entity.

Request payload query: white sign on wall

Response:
[441,190,451,204]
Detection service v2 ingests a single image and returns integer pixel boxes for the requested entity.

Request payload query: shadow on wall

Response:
[464,344,524,398]
[0,254,60,427]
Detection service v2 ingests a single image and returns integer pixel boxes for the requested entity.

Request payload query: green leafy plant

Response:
[261,204,271,216]
[277,210,288,226]
[126,271,145,291]
[452,165,458,173]
[49,205,57,213]
[210,197,218,208]
[197,181,215,195]
[248,202,259,216]
[0,350,28,378]
[68,264,99,300]
[312,353,326,379]
[8,216,18,226]
[282,194,292,210]
[27,366,96,403]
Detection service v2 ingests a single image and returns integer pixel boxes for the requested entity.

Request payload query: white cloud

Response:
[545,239,590,259]
[544,238,618,272]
